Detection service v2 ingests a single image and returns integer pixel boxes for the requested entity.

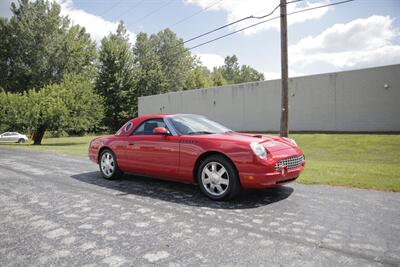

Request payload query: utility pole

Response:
[280,0,289,137]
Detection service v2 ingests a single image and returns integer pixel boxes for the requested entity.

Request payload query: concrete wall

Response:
[138,64,400,132]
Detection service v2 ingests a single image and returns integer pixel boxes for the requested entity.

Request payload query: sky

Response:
[1,0,400,80]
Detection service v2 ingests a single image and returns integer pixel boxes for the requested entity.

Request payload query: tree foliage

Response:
[0,75,104,144]
[96,22,136,131]
[184,66,213,90]
[133,32,167,97]
[0,90,31,132]
[0,0,266,142]
[215,55,265,84]
[0,0,97,92]
[150,29,194,91]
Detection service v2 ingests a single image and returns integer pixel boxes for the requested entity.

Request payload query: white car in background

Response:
[0,132,28,143]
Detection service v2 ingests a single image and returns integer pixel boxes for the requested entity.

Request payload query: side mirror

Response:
[153,127,170,135]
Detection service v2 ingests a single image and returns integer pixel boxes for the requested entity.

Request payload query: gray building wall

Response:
[138,64,400,132]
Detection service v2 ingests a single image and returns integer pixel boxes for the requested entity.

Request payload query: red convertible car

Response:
[89,114,305,200]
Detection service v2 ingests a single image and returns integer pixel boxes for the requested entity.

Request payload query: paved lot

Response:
[0,148,399,266]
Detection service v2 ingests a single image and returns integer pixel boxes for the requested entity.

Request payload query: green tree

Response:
[238,65,265,83]
[96,22,136,131]
[220,55,241,83]
[211,68,228,87]
[0,0,68,92]
[63,25,98,80]
[133,32,167,98]
[149,29,194,91]
[30,74,104,144]
[184,66,213,90]
[0,90,31,133]
[0,75,104,144]
[213,55,265,85]
[61,75,104,136]
[0,0,97,92]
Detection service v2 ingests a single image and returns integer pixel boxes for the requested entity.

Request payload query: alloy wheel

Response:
[100,152,115,178]
[201,161,230,197]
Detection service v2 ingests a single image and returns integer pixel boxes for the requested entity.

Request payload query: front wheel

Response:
[99,149,122,180]
[197,155,241,200]
[17,138,25,143]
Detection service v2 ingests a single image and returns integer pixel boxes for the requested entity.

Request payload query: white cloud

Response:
[56,0,136,44]
[0,0,14,18]
[184,0,331,35]
[263,71,281,80]
[263,70,307,80]
[195,53,225,70]
[289,15,400,73]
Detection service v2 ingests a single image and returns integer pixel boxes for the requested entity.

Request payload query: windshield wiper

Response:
[187,131,214,135]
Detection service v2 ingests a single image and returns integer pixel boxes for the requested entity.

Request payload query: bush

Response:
[0,75,104,144]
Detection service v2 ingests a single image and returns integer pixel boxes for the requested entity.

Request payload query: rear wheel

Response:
[99,149,122,180]
[17,138,25,143]
[197,155,241,200]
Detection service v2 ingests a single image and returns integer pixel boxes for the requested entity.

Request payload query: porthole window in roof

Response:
[124,122,133,132]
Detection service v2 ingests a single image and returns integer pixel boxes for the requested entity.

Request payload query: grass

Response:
[0,135,102,156]
[291,134,400,192]
[1,133,399,192]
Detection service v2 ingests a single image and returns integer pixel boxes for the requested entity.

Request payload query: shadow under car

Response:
[70,171,294,210]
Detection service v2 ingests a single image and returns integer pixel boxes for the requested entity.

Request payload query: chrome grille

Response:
[275,155,304,171]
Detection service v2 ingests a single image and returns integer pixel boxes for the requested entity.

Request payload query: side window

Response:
[132,119,167,135]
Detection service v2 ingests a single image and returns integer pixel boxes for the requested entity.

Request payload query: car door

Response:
[0,133,12,142]
[9,132,19,142]
[125,118,181,179]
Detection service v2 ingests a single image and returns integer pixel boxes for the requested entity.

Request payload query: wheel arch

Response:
[193,151,240,184]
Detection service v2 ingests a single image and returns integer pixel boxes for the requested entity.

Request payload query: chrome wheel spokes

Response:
[201,162,229,197]
[101,152,115,178]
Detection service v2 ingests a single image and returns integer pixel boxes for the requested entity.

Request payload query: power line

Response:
[181,0,302,46]
[185,0,355,52]
[86,0,124,26]
[126,0,174,28]
[167,0,224,29]
[112,0,146,21]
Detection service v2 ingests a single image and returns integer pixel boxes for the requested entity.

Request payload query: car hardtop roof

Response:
[130,113,204,122]
[116,114,210,136]
[166,114,205,118]
[125,114,203,127]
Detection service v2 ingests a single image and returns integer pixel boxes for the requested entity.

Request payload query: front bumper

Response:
[238,148,305,189]
[240,164,304,189]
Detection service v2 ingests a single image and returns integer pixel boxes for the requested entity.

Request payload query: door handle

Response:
[128,142,135,146]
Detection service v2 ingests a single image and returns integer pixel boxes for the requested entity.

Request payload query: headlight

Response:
[250,142,267,159]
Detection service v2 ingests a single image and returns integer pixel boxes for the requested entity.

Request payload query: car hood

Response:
[194,132,297,152]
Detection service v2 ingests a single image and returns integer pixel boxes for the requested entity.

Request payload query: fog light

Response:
[279,165,287,176]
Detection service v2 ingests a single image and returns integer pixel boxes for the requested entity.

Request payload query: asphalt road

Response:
[0,148,399,267]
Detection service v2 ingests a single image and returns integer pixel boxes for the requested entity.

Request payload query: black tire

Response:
[17,138,25,143]
[197,155,241,200]
[99,149,122,180]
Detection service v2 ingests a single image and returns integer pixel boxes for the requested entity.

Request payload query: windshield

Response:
[168,115,232,135]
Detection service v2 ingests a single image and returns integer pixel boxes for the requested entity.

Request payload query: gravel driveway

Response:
[0,148,399,266]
